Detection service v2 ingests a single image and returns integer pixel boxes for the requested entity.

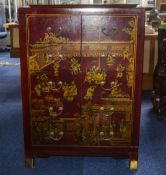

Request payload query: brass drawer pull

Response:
[101,25,117,36]
[48,81,53,86]
[47,26,52,32]
[110,107,114,111]
[56,54,64,63]
[100,81,115,91]
[59,54,63,59]
[52,81,63,91]
[100,81,105,85]
[50,131,64,141]
[100,81,121,92]
[100,53,106,58]
[48,54,53,58]
[99,131,104,136]
[47,26,62,37]
[99,131,114,140]
[48,106,63,117]
[156,97,160,102]
[112,54,116,58]
[110,131,114,136]
[100,107,105,111]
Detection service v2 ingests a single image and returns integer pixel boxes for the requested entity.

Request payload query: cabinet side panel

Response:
[19,10,32,159]
[132,9,145,147]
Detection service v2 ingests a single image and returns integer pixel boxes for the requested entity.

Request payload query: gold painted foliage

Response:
[84,86,96,100]
[35,74,49,96]
[107,54,115,67]
[122,20,136,41]
[109,80,122,97]
[127,57,134,72]
[123,47,130,59]
[41,32,69,44]
[85,66,106,85]
[116,64,125,78]
[70,57,81,75]
[126,57,134,87]
[120,119,127,137]
[34,74,56,96]
[126,72,133,87]
[29,55,40,72]
[62,81,77,101]
[53,63,60,77]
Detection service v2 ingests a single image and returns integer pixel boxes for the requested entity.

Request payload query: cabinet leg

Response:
[25,158,34,168]
[129,160,138,171]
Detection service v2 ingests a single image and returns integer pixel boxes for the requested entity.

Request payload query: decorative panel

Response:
[27,14,82,145]
[80,15,136,145]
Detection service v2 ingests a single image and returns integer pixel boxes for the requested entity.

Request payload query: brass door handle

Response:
[50,130,64,141]
[51,81,63,91]
[48,106,63,117]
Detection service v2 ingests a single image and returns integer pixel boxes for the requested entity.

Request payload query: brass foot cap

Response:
[129,160,138,171]
[25,158,34,168]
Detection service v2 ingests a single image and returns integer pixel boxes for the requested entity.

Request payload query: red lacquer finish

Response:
[19,5,144,168]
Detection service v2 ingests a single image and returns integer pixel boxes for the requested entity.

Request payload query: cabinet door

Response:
[80,15,137,146]
[27,15,82,145]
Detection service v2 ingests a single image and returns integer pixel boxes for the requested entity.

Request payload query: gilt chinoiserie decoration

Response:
[19,5,144,170]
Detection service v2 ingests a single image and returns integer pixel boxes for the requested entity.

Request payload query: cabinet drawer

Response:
[82,15,136,42]
[27,15,81,45]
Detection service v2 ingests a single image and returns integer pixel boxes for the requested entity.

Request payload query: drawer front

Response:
[82,15,136,42]
[27,15,81,44]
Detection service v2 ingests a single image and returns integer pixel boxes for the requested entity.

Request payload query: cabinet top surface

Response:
[25,4,138,8]
[19,4,145,15]
[19,5,145,14]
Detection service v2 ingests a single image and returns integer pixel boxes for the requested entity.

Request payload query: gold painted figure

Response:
[70,57,81,75]
[116,64,125,78]
[85,66,106,85]
[62,81,77,101]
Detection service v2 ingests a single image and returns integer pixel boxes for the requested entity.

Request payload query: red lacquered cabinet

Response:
[19,5,144,170]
